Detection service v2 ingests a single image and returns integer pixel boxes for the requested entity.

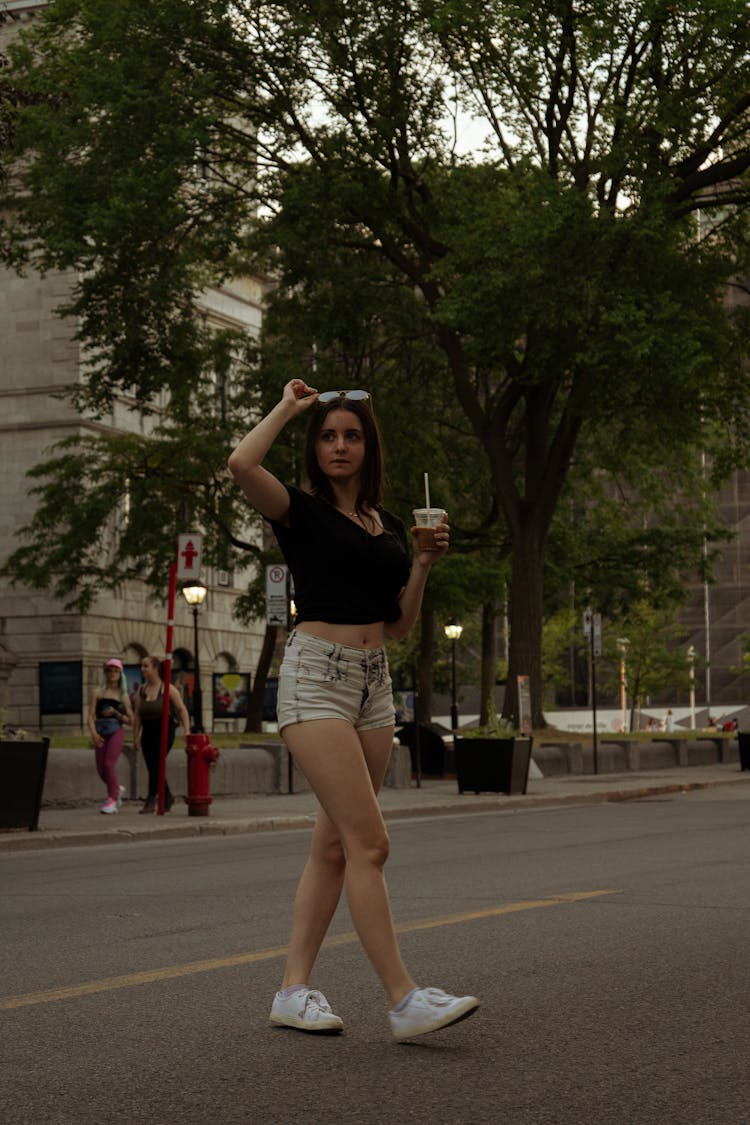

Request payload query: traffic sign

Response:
[266,564,289,627]
[176,533,203,581]
[517,675,532,736]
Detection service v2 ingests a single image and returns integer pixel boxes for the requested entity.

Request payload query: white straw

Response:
[424,472,430,510]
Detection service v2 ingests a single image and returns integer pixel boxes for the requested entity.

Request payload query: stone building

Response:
[0,260,267,731]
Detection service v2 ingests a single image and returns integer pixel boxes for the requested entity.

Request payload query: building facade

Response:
[0,262,266,732]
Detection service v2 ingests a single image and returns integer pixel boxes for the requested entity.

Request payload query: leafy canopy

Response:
[2,1,750,723]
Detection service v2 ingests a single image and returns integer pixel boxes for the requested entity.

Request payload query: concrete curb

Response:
[380,775,750,820]
[0,814,321,853]
[1,772,747,854]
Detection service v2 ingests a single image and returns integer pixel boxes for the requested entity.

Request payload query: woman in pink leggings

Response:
[87,657,133,814]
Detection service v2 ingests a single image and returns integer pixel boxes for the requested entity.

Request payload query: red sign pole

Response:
[157,560,177,816]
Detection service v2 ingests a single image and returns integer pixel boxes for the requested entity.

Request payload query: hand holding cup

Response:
[412,508,448,553]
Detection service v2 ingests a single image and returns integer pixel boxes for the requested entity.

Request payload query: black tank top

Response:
[140,685,176,726]
[96,696,125,720]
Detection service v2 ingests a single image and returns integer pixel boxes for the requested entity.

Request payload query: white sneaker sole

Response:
[269,1011,344,1034]
[391,996,480,1041]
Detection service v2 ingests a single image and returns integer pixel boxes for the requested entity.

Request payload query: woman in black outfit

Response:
[133,655,190,813]
[228,379,479,1042]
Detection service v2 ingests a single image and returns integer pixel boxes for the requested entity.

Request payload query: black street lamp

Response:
[182,582,207,733]
[444,620,463,733]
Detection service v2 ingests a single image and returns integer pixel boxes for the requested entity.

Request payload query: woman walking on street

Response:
[133,655,190,814]
[228,379,479,1042]
[87,657,133,815]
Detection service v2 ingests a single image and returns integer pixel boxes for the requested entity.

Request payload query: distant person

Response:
[663,709,674,732]
[87,657,133,814]
[127,674,141,712]
[132,656,190,814]
[228,378,479,1041]
[706,714,717,729]
[644,718,657,733]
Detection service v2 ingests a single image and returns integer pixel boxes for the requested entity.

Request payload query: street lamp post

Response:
[444,620,463,734]
[182,583,208,733]
[687,644,696,730]
[617,638,629,733]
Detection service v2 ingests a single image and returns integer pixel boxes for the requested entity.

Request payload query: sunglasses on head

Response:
[317,389,370,404]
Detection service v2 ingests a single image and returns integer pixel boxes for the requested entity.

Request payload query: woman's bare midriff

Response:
[295,621,386,649]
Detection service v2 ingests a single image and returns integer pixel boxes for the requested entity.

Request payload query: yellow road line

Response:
[0,889,618,1011]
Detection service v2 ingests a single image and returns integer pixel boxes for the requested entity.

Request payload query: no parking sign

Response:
[266,564,289,626]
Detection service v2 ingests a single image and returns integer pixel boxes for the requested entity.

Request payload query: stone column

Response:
[0,643,19,719]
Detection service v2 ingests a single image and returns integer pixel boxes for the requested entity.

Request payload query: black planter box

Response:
[454,736,533,795]
[738,732,750,771]
[0,738,50,831]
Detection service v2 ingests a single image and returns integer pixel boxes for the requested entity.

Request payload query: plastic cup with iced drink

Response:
[412,508,444,551]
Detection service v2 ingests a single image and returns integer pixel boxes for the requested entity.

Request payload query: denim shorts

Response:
[276,630,395,733]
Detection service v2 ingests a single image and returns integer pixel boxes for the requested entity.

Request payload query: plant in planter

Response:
[453,714,533,796]
[0,707,30,742]
[0,708,50,832]
[460,714,519,740]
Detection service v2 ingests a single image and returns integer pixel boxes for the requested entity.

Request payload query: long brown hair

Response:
[142,655,164,681]
[304,399,386,510]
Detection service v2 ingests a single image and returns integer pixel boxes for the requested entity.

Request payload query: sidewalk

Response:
[2,762,748,853]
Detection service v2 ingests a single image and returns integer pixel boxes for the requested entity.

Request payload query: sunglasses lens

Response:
[317,390,370,403]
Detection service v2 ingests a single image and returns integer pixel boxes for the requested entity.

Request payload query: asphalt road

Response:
[2,787,749,1125]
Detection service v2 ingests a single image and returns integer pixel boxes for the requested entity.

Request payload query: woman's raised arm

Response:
[228,379,319,521]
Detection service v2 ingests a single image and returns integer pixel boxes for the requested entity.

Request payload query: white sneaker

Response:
[269,988,344,1033]
[116,785,126,809]
[389,987,479,1041]
[100,798,118,815]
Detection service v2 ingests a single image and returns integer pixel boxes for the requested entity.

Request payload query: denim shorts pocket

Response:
[284,641,348,685]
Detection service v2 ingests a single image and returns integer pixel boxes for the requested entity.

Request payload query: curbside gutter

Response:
[1,770,748,854]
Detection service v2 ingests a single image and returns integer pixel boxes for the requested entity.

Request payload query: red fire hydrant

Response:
[184,733,220,817]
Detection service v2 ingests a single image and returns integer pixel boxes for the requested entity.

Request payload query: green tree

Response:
[2,1,750,726]
[1,11,29,163]
[542,608,579,704]
[600,603,692,729]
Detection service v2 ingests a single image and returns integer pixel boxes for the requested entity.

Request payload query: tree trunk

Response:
[479,602,497,725]
[418,608,435,723]
[245,624,278,732]
[503,526,545,728]
[443,331,581,735]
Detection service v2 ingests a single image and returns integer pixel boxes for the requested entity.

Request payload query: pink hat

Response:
[103,658,124,671]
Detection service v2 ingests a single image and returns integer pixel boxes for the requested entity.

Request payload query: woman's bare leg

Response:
[280,809,346,988]
[281,719,415,1006]
[282,722,395,987]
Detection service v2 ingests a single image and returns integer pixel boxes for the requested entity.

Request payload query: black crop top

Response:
[95,697,126,719]
[269,486,411,624]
